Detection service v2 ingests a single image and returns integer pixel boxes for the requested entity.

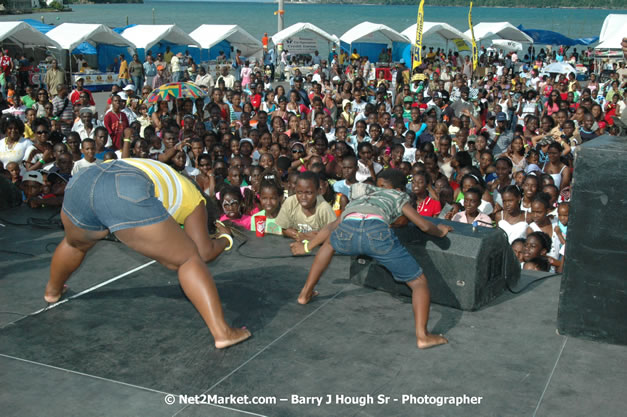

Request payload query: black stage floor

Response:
[1,208,625,417]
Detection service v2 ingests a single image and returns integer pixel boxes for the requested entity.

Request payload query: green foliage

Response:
[48,0,64,10]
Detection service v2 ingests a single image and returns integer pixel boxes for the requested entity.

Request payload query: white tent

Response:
[47,23,136,76]
[340,22,409,63]
[0,21,61,48]
[491,39,523,52]
[189,24,263,60]
[341,22,410,46]
[121,25,199,52]
[271,22,339,46]
[46,23,135,52]
[542,62,577,75]
[401,22,470,45]
[464,22,533,43]
[595,14,627,50]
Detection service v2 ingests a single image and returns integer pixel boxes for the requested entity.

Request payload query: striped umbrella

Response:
[146,82,206,104]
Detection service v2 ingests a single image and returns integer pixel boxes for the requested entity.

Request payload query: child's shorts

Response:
[62,161,170,233]
[329,218,423,282]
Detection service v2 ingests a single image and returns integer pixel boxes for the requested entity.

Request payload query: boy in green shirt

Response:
[275,171,336,241]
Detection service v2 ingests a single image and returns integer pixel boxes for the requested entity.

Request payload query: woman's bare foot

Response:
[44,284,68,304]
[214,327,251,349]
[297,290,319,305]
[417,333,448,349]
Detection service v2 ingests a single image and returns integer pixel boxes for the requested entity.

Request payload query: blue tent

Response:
[339,41,406,64]
[517,25,598,46]
[100,25,221,71]
[22,19,112,69]
[23,19,98,55]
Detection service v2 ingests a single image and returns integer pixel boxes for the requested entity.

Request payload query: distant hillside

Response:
[68,0,143,4]
[318,0,623,8]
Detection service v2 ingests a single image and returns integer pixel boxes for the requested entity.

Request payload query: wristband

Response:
[299,158,305,164]
[218,233,233,251]
[39,158,45,164]
[123,138,132,142]
[303,240,310,253]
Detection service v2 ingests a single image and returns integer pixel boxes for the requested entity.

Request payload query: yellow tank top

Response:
[117,158,205,224]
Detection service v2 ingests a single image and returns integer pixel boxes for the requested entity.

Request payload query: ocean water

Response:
[1,1,623,46]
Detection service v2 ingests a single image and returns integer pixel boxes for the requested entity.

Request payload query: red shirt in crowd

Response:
[1,54,12,77]
[417,196,442,217]
[103,110,129,150]
[69,88,95,106]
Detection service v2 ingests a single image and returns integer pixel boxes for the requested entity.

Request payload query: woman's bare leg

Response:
[45,211,108,303]
[114,217,250,349]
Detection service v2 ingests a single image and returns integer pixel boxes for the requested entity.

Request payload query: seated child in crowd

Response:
[522,231,562,272]
[554,201,569,257]
[250,176,284,235]
[71,138,98,175]
[275,171,336,241]
[450,187,493,227]
[511,238,526,264]
[5,161,21,185]
[20,171,57,208]
[526,193,560,260]
[219,185,253,229]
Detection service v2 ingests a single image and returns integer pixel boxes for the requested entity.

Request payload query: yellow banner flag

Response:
[412,0,425,70]
[453,38,470,52]
[468,1,478,71]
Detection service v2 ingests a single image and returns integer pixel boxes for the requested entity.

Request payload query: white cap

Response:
[23,171,44,185]
[123,84,136,92]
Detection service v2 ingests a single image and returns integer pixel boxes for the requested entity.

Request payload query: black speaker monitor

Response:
[349,218,520,311]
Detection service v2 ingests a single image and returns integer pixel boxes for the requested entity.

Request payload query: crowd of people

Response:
[1,40,626,275]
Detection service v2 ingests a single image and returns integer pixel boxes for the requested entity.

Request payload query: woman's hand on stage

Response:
[216,222,232,237]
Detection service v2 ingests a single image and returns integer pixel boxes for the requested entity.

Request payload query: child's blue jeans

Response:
[330,218,423,282]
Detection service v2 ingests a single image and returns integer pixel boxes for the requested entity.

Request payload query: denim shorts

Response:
[330,218,423,282]
[62,160,170,233]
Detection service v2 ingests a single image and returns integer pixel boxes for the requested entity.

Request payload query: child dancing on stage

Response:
[291,169,451,349]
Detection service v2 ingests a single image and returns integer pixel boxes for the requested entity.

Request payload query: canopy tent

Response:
[271,23,338,57]
[21,19,54,34]
[400,22,471,65]
[595,14,627,50]
[46,23,136,73]
[0,21,61,48]
[47,23,135,53]
[120,25,199,60]
[272,22,338,46]
[340,22,410,62]
[517,25,598,46]
[401,22,470,48]
[189,24,263,62]
[464,22,533,44]
[541,62,577,75]
[491,39,523,52]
